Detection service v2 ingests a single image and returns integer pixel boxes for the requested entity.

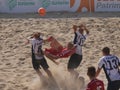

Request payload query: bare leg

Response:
[44,52,59,65]
[44,69,55,80]
[44,69,59,89]
[68,69,79,79]
[36,69,43,77]
[35,69,47,84]
[46,53,58,60]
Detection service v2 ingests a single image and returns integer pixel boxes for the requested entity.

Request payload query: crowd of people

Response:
[25,24,120,90]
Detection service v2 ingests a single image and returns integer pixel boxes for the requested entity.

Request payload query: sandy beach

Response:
[0,12,120,90]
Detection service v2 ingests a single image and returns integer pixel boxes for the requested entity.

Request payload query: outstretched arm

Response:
[25,38,31,45]
[44,51,59,65]
[43,36,53,43]
[25,39,29,45]
[24,36,34,45]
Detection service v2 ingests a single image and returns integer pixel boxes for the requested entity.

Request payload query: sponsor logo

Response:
[38,0,50,8]
[38,0,69,9]
[6,0,35,10]
[7,0,17,10]
[18,1,35,6]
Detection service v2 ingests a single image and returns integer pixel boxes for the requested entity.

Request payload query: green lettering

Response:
[8,0,17,10]
[18,2,35,6]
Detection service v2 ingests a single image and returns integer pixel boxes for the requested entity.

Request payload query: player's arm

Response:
[44,51,59,65]
[25,39,30,45]
[46,54,59,65]
[95,67,102,77]
[96,58,103,77]
[43,36,53,43]
[25,37,33,45]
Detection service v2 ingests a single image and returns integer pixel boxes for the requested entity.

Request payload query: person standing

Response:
[96,47,120,90]
[26,32,57,83]
[68,24,89,78]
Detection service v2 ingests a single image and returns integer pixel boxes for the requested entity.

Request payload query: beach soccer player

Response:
[67,24,89,78]
[96,47,120,90]
[44,41,76,60]
[26,32,57,81]
[86,66,105,90]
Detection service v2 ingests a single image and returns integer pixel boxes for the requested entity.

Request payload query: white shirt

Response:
[30,38,44,60]
[98,55,120,81]
[73,31,87,55]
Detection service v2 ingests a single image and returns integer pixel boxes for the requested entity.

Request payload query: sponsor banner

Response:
[0,0,70,13]
[38,0,69,11]
[0,0,120,13]
[95,0,120,12]
[0,0,37,13]
[0,0,92,13]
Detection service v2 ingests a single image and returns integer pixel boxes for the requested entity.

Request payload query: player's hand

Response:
[24,39,29,45]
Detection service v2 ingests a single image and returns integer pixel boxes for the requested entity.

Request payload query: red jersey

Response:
[45,48,75,58]
[86,79,105,90]
[57,48,75,58]
[45,36,75,58]
[45,48,62,56]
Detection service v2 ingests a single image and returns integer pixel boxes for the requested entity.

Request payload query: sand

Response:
[0,12,120,90]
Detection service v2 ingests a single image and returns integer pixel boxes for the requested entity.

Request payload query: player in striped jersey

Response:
[96,47,120,90]
[86,66,105,90]
[26,32,58,82]
[68,24,89,78]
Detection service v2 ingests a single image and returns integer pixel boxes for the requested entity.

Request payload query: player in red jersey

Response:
[86,66,105,90]
[57,42,76,58]
[44,36,76,60]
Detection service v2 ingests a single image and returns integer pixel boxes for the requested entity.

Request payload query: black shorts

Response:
[107,80,120,90]
[67,53,82,69]
[32,54,49,70]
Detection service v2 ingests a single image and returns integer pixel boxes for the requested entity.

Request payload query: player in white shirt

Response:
[68,24,89,78]
[96,47,120,90]
[26,32,58,82]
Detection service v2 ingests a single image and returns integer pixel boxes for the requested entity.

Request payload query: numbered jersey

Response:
[98,55,120,82]
[86,79,105,90]
[73,31,87,55]
[31,38,44,60]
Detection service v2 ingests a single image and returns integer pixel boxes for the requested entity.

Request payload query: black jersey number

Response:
[78,38,84,46]
[37,45,43,56]
[107,59,118,70]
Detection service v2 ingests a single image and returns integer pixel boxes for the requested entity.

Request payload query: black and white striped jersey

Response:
[30,38,44,60]
[98,55,120,82]
[73,30,87,55]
